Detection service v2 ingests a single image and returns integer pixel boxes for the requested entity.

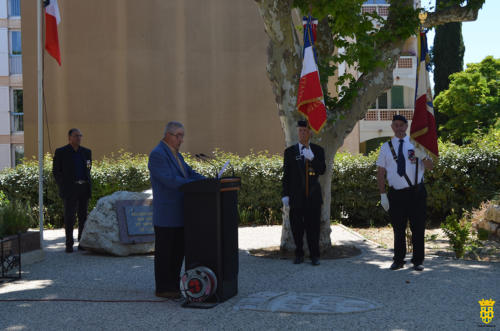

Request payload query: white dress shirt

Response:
[298,142,306,156]
[376,136,425,190]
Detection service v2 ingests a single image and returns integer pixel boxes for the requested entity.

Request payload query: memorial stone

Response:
[80,191,154,256]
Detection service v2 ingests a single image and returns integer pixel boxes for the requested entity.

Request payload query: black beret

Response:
[392,114,408,124]
[297,120,308,127]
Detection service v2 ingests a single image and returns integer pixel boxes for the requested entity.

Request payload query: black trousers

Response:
[63,183,89,248]
[154,226,184,293]
[388,184,427,265]
[290,204,321,258]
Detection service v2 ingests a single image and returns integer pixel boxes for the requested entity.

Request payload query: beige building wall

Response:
[22,0,290,160]
[326,50,359,155]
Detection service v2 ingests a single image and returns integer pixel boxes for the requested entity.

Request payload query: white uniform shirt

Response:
[376,136,425,190]
[298,142,306,156]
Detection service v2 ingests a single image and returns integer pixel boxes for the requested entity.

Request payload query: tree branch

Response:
[423,2,483,28]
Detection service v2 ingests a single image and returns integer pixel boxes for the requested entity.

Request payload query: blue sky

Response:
[425,0,500,67]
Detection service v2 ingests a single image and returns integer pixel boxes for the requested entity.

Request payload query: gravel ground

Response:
[0,226,498,330]
[353,226,500,262]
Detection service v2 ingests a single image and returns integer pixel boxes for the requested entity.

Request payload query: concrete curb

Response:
[336,223,385,248]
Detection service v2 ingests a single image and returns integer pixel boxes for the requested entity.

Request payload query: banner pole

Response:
[37,0,44,249]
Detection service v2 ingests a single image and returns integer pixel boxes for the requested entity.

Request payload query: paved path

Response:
[1,226,498,330]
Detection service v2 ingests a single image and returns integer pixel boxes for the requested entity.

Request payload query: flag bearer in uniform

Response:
[376,115,434,271]
[282,120,326,266]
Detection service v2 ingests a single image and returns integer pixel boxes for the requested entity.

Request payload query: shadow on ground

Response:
[248,245,361,259]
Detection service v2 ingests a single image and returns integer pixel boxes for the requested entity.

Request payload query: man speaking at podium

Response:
[282,120,326,266]
[148,121,205,299]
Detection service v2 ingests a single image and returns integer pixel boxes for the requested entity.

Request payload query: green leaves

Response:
[435,56,500,143]
[291,0,420,112]
[0,201,34,238]
[441,211,472,258]
[0,136,498,228]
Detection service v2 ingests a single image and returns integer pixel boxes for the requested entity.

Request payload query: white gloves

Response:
[414,147,429,160]
[282,196,289,207]
[302,147,314,161]
[380,193,389,212]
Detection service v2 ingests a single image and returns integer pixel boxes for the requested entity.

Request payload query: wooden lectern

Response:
[180,177,241,302]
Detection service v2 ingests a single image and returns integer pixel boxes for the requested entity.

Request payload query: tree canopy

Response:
[254,0,486,251]
[432,0,466,132]
[434,56,500,144]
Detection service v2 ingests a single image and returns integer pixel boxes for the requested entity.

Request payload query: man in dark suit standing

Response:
[282,120,326,265]
[52,128,92,253]
[148,121,205,299]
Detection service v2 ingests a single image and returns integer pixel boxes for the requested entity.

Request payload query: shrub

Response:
[187,150,283,226]
[90,151,150,209]
[425,138,500,225]
[441,211,472,258]
[0,190,8,207]
[330,151,388,227]
[335,134,500,227]
[0,152,150,228]
[0,201,34,238]
[0,134,498,228]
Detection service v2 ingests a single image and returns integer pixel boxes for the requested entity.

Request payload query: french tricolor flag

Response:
[410,31,438,159]
[44,0,61,66]
[296,16,327,133]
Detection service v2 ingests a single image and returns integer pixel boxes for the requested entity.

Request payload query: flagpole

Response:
[37,0,44,249]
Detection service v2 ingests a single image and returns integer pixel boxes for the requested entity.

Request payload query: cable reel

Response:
[180,266,217,303]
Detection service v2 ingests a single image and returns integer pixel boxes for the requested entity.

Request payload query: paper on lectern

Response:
[218,160,230,179]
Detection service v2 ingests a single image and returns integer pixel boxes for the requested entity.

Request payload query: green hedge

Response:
[185,150,283,226]
[0,152,151,228]
[425,135,500,225]
[0,201,34,238]
[1,138,499,228]
[330,151,388,226]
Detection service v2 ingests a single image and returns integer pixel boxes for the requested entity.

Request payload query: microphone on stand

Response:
[196,153,218,178]
[199,153,213,160]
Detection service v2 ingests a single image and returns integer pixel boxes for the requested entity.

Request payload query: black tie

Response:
[397,139,405,177]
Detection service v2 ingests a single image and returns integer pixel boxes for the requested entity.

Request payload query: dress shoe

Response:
[78,245,86,251]
[413,264,424,271]
[390,262,405,270]
[311,258,320,266]
[155,291,181,299]
[293,256,304,264]
[65,246,73,253]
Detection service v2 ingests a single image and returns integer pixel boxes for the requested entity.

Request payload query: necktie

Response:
[397,139,406,177]
[174,153,187,178]
[301,145,306,163]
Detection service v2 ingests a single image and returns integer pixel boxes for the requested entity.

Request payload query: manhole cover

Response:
[234,291,381,314]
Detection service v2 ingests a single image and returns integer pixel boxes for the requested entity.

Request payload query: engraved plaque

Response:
[116,200,155,244]
[124,205,154,236]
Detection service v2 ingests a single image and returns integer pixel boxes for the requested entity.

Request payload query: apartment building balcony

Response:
[9,55,22,75]
[393,55,417,89]
[361,4,390,17]
[11,112,23,132]
[360,108,414,142]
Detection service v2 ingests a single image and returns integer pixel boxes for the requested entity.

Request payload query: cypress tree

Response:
[433,23,464,96]
[432,0,465,131]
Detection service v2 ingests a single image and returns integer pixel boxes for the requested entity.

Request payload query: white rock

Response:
[478,220,491,232]
[80,190,154,256]
[485,205,500,224]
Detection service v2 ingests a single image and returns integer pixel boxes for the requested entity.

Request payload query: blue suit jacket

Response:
[148,141,205,227]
